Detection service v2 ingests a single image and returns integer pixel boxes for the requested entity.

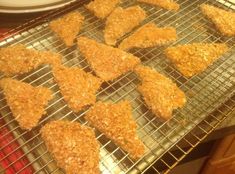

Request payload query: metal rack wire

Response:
[0,0,234,173]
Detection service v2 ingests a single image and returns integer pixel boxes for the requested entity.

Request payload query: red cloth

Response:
[0,119,34,174]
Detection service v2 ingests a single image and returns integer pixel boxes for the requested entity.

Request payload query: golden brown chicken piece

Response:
[138,0,180,11]
[85,101,145,159]
[41,120,100,174]
[0,78,52,130]
[49,11,84,46]
[77,37,140,81]
[86,0,120,19]
[119,23,177,50]
[52,65,102,113]
[0,44,61,76]
[135,65,186,120]
[104,6,146,46]
[200,4,235,36]
[165,43,229,77]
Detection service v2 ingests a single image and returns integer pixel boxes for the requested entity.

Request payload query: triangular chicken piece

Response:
[104,6,146,46]
[135,65,186,120]
[200,4,235,36]
[85,101,145,159]
[138,0,180,11]
[86,0,120,19]
[49,11,84,46]
[119,23,177,50]
[165,43,229,77]
[77,37,140,81]
[0,78,52,130]
[0,44,61,76]
[41,120,100,174]
[52,65,102,112]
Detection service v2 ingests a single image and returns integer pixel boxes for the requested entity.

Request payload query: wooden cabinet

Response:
[201,134,235,174]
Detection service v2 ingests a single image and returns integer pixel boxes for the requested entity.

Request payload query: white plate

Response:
[0,0,77,13]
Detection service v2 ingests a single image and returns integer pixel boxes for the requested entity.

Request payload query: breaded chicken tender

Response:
[165,43,229,77]
[200,4,235,37]
[41,120,100,174]
[119,23,177,50]
[104,6,146,45]
[52,65,102,112]
[138,0,180,11]
[86,0,120,19]
[77,37,140,81]
[50,11,84,46]
[135,65,186,120]
[0,78,52,130]
[85,101,145,159]
[0,44,61,76]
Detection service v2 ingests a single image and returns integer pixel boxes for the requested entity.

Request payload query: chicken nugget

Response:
[0,44,61,76]
[138,0,180,11]
[165,43,229,77]
[135,65,186,120]
[77,37,140,81]
[52,65,102,112]
[0,78,52,130]
[104,6,146,46]
[119,23,177,50]
[41,120,100,174]
[200,4,235,37]
[50,11,84,46]
[86,0,120,19]
[85,101,145,159]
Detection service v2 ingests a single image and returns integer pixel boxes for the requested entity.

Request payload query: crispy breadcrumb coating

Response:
[135,65,186,120]
[104,6,146,46]
[0,44,61,76]
[0,78,52,130]
[50,11,84,46]
[77,37,140,81]
[138,0,180,11]
[200,4,235,37]
[86,0,120,19]
[41,120,100,174]
[119,23,177,50]
[85,101,145,159]
[52,65,102,113]
[165,43,229,77]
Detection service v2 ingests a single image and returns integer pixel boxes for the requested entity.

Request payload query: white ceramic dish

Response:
[0,0,77,13]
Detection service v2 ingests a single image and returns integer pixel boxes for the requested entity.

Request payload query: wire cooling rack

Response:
[0,0,234,173]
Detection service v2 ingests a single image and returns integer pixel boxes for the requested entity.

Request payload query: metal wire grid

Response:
[0,0,234,173]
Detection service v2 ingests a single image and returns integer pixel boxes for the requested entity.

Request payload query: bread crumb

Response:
[0,78,52,130]
[135,65,186,120]
[50,11,84,46]
[77,37,140,81]
[104,6,146,46]
[85,101,145,159]
[41,120,100,174]
[165,43,229,77]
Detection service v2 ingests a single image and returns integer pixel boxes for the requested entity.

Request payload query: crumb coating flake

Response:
[41,120,100,174]
[104,6,146,45]
[86,0,120,19]
[0,78,52,130]
[138,0,180,11]
[165,43,228,77]
[50,11,84,46]
[52,65,102,112]
[135,65,186,120]
[85,101,145,159]
[77,37,140,81]
[119,22,177,50]
[0,44,61,76]
[200,4,235,36]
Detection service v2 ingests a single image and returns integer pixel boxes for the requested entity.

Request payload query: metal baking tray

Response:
[0,0,234,173]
